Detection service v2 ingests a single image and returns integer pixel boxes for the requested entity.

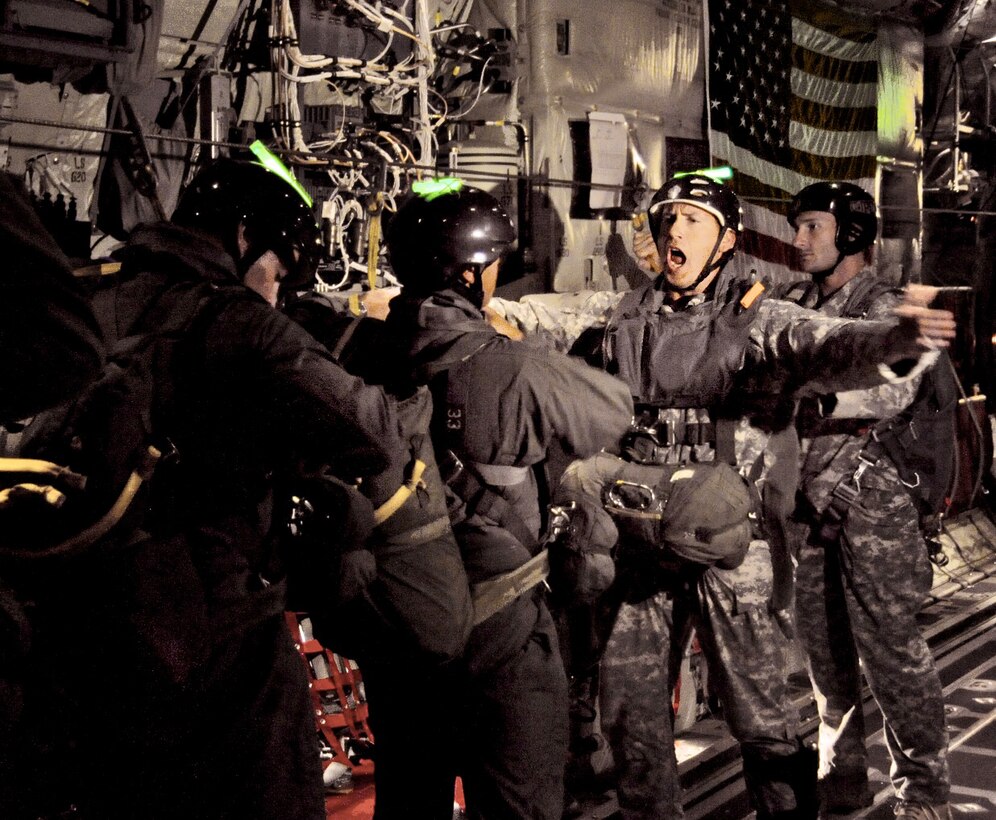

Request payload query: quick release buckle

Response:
[545,501,577,544]
[437,449,465,485]
[603,480,658,512]
[834,449,878,502]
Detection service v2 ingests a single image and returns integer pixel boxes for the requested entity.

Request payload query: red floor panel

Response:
[324,761,376,818]
[323,764,465,819]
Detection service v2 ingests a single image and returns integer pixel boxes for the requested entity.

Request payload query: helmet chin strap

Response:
[658,231,728,294]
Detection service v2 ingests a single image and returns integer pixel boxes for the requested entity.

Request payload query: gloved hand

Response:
[547,492,619,605]
[695,278,764,400]
[284,469,377,610]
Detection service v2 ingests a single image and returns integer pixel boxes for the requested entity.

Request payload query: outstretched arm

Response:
[488,290,626,352]
[752,288,956,398]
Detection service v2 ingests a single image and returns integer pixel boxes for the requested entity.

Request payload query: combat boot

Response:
[893,801,953,820]
[741,742,820,819]
[818,767,874,814]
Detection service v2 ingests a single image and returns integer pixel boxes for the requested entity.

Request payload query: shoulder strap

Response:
[714,418,738,466]
[430,357,538,550]
[840,276,898,319]
[329,316,364,363]
[780,279,818,306]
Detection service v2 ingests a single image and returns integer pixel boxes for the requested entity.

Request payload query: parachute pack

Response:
[280,299,474,665]
[1,280,226,559]
[840,278,959,519]
[870,355,959,518]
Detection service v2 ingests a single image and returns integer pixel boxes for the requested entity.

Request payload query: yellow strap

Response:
[1,446,160,560]
[348,292,364,317]
[0,457,87,490]
[366,192,384,291]
[0,483,66,509]
[373,458,427,525]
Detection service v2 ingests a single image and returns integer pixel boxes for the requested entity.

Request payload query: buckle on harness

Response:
[604,480,657,512]
[437,449,464,485]
[631,409,677,446]
[546,501,577,544]
[831,447,880,507]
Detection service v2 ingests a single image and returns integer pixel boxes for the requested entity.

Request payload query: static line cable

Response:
[11,113,996,217]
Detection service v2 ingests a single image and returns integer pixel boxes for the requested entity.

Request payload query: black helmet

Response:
[787,181,877,256]
[386,182,515,298]
[647,175,744,244]
[172,158,322,290]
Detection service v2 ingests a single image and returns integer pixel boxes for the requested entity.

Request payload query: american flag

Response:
[706,0,877,282]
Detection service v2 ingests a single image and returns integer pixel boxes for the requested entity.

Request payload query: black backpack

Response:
[281,297,474,664]
[843,278,959,517]
[1,281,225,559]
[870,355,959,517]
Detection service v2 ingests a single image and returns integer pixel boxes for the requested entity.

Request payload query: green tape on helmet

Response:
[411,177,465,201]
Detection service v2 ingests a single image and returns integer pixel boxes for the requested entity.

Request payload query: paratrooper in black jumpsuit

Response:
[381,185,634,820]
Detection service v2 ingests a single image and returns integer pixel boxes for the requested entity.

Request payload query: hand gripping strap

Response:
[372,458,427,526]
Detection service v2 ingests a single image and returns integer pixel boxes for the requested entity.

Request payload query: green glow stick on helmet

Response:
[249,140,313,208]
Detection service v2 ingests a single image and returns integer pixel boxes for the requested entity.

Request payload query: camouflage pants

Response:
[599,541,799,819]
[794,483,950,804]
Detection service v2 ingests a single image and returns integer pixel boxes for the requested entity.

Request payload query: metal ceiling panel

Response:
[158,0,246,71]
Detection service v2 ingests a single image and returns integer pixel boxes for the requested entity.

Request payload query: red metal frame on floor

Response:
[285,612,465,818]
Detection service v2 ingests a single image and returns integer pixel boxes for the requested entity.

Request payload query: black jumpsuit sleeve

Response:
[209,299,400,479]
[0,172,104,420]
[537,352,634,460]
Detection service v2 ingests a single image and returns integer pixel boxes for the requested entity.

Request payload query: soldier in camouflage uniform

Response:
[490,176,956,820]
[786,183,951,820]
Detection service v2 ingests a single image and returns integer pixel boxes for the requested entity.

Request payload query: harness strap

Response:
[470,549,550,626]
[377,514,452,549]
[472,463,530,486]
[815,438,886,547]
[329,315,363,362]
[373,458,427,526]
[797,415,873,438]
[1,446,161,560]
[442,455,538,549]
[715,418,738,466]
[0,458,87,491]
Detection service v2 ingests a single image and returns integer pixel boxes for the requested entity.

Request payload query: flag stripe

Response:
[711,130,877,193]
[791,96,876,133]
[742,228,795,269]
[789,121,877,159]
[793,44,877,85]
[791,18,876,59]
[791,68,876,108]
[744,201,794,242]
[790,0,877,43]
[730,173,875,220]
[726,251,798,286]
[707,0,877,284]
